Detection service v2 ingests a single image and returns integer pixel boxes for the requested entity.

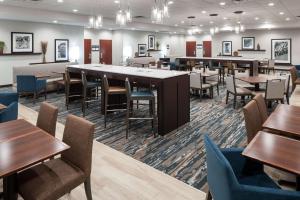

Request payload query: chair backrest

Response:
[81,71,88,96]
[16,75,37,93]
[253,94,268,123]
[204,135,238,200]
[243,100,263,143]
[225,75,236,94]
[268,59,275,68]
[64,68,71,84]
[36,102,58,136]
[285,74,290,94]
[103,75,109,93]
[290,66,298,84]
[0,102,18,123]
[125,77,132,98]
[265,79,285,100]
[0,92,18,106]
[62,115,95,177]
[190,72,201,89]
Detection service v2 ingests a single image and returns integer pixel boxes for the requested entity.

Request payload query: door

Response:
[100,40,112,65]
[203,41,212,57]
[84,39,92,64]
[186,41,196,57]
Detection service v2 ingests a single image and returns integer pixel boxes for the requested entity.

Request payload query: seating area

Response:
[2,1,300,200]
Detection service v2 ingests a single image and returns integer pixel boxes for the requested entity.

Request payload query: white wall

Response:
[0,19,84,85]
[212,29,300,64]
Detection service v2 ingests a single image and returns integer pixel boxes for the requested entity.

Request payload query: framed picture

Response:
[11,32,34,54]
[222,41,232,56]
[148,35,155,50]
[271,39,292,64]
[55,39,69,62]
[138,44,147,57]
[242,37,255,50]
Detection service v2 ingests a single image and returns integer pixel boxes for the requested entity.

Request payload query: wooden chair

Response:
[265,79,285,104]
[36,102,58,136]
[17,115,95,200]
[253,94,268,123]
[225,75,254,108]
[206,69,220,97]
[190,72,213,100]
[290,66,300,92]
[243,100,263,143]
[64,68,82,110]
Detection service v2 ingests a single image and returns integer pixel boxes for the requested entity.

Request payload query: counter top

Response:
[177,56,258,62]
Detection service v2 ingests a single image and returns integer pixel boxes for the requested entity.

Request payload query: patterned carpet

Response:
[3,86,249,190]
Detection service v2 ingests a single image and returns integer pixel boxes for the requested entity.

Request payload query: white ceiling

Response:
[1,0,300,33]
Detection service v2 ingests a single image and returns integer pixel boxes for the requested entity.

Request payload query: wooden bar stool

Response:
[125,78,156,139]
[103,75,127,128]
[64,68,82,110]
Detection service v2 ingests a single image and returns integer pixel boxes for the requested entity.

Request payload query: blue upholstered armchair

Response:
[204,135,300,200]
[0,92,18,123]
[17,75,47,101]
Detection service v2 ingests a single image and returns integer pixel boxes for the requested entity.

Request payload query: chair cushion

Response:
[108,86,126,94]
[239,173,280,189]
[202,84,211,89]
[131,91,155,98]
[236,87,254,95]
[18,158,85,200]
[69,78,81,84]
[207,81,218,86]
[86,81,100,88]
[36,79,47,92]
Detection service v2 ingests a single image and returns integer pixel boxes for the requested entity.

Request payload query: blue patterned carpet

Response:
[3,86,248,190]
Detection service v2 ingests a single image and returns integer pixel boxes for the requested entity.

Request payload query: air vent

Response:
[209,14,218,17]
[187,16,196,19]
[233,11,244,14]
[133,16,146,19]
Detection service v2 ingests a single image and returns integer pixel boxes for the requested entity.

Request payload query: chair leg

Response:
[206,190,212,200]
[217,84,219,96]
[44,88,47,100]
[126,100,130,139]
[84,176,93,200]
[286,94,290,105]
[225,91,229,104]
[233,95,237,109]
[104,94,108,128]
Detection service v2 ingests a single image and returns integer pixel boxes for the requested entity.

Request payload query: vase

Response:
[257,44,261,51]
[42,54,46,63]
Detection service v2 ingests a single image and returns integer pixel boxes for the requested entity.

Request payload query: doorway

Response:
[99,40,112,65]
[203,41,212,57]
[186,41,196,57]
[84,39,92,64]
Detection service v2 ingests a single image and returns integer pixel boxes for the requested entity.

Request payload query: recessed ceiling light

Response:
[73,9,78,13]
[210,21,214,24]
[223,17,228,20]
[219,2,226,6]
[53,20,58,23]
[279,12,284,15]
[201,10,207,14]
[181,20,185,24]
[57,0,63,3]
[200,24,203,27]
[174,24,178,26]
[286,17,291,21]
[168,1,174,5]
[268,2,274,7]
[155,30,159,32]
[131,28,136,30]
[114,0,120,3]
[0,0,4,2]
[255,17,259,20]
[237,21,241,24]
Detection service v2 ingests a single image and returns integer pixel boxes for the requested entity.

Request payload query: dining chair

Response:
[290,66,300,92]
[190,72,213,100]
[125,78,156,139]
[204,135,300,200]
[225,75,254,108]
[265,79,285,104]
[17,114,95,200]
[243,100,263,143]
[253,94,268,123]
[267,59,275,74]
[17,75,47,103]
[0,92,18,123]
[205,69,219,97]
[103,75,127,128]
[81,71,101,117]
[36,102,58,136]
[64,68,82,110]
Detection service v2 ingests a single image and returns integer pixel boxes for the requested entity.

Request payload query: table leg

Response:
[254,83,260,91]
[297,176,300,191]
[3,174,18,200]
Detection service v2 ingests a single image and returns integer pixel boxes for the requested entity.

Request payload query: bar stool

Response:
[103,75,127,128]
[125,78,156,139]
[64,68,82,110]
[81,71,101,117]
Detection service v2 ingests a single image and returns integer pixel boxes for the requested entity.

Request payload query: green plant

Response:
[0,41,5,49]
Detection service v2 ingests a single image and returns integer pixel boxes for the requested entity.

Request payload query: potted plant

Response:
[0,41,5,54]
[156,41,160,50]
[41,41,48,63]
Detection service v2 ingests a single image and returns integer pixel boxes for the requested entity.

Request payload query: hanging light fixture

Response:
[235,24,245,34]
[210,27,219,35]
[116,0,132,26]
[151,0,170,24]
[89,0,103,29]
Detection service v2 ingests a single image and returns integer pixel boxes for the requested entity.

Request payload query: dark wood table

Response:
[0,119,69,200]
[262,104,300,138]
[243,131,300,190]
[0,103,7,111]
[236,75,284,90]
[68,65,190,136]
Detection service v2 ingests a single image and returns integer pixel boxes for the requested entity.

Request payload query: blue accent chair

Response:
[17,75,47,102]
[0,92,18,123]
[204,135,300,200]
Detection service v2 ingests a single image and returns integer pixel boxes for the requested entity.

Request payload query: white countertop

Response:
[68,64,189,79]
[177,56,258,62]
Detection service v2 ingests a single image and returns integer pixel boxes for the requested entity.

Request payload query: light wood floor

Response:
[16,104,206,200]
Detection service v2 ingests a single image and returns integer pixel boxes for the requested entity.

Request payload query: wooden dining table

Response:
[243,131,300,190]
[262,104,300,138]
[0,119,69,200]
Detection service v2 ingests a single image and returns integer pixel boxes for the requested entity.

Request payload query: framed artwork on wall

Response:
[222,41,232,56]
[11,32,34,54]
[242,37,255,50]
[138,44,147,57]
[148,35,155,50]
[271,38,292,64]
[55,39,69,62]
